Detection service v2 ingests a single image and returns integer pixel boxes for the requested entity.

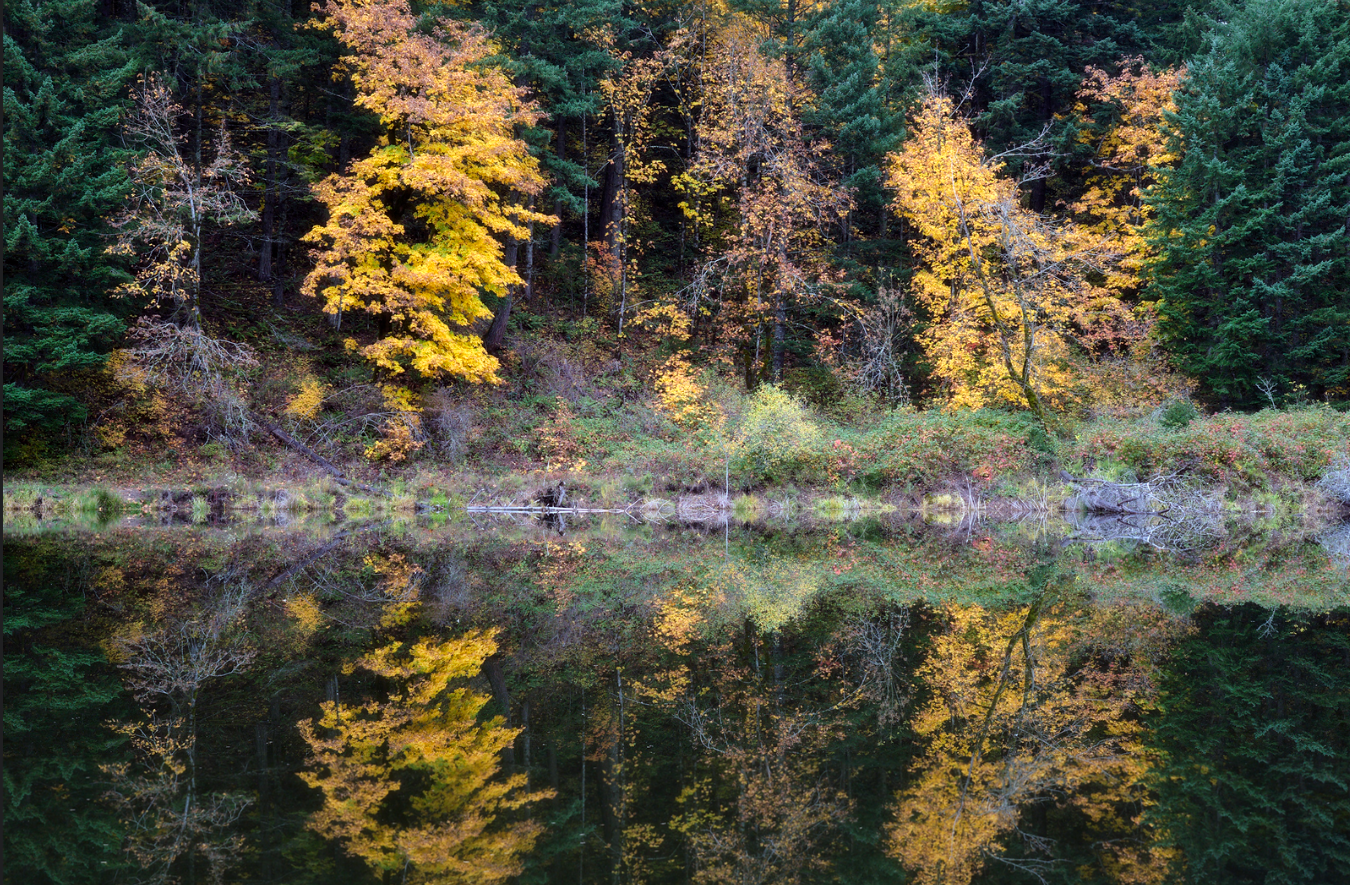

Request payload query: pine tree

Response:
[1144,0,1350,407]
[2,0,135,442]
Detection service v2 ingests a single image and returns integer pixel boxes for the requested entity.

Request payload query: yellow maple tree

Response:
[303,0,553,382]
[886,88,1135,422]
[298,631,550,884]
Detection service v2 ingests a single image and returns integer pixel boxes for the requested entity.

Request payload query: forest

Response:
[5,0,1350,494]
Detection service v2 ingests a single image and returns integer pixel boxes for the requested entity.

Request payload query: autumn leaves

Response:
[302,0,550,384]
[300,0,1168,430]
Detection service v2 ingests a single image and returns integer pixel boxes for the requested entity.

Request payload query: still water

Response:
[5,509,1349,885]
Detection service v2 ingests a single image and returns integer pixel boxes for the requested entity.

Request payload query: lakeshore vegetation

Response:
[5,0,1349,494]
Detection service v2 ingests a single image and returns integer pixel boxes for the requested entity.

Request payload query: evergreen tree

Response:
[2,0,135,443]
[802,0,906,237]
[3,539,133,885]
[1144,0,1350,407]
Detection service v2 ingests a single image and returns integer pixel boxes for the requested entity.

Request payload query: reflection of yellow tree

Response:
[299,631,550,884]
[886,598,1170,885]
[103,597,256,885]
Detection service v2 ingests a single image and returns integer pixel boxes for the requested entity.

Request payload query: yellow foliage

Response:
[1071,60,1185,295]
[655,355,726,439]
[299,632,551,884]
[365,414,425,463]
[733,385,824,480]
[535,397,587,471]
[303,0,553,382]
[284,377,328,421]
[887,598,1164,884]
[887,89,1139,420]
[284,593,325,641]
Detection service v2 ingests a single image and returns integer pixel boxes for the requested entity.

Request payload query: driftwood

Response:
[254,414,384,495]
[1062,473,1218,517]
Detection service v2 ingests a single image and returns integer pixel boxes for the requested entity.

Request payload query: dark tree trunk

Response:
[772,292,787,382]
[552,118,566,258]
[484,234,519,353]
[599,134,624,261]
[260,76,281,287]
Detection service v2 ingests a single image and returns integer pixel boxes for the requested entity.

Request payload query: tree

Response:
[2,0,133,443]
[1070,59,1185,298]
[886,587,1169,885]
[3,549,132,885]
[298,631,550,884]
[103,592,258,885]
[682,10,850,384]
[886,86,1136,423]
[1143,0,1350,408]
[108,73,256,329]
[302,0,551,383]
[1145,607,1350,884]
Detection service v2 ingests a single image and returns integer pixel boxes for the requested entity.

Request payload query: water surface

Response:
[6,511,1349,884]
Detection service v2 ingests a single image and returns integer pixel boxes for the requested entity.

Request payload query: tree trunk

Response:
[484,234,519,353]
[600,134,624,262]
[551,118,566,258]
[772,291,787,383]
[260,76,281,287]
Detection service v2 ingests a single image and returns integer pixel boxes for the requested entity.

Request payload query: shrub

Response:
[732,386,827,483]
[1158,398,1199,430]
[1067,407,1350,487]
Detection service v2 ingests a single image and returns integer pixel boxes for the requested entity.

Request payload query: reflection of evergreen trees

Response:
[2,541,132,884]
[1146,605,1350,885]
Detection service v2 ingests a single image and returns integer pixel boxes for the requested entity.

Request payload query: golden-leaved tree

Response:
[680,11,850,384]
[886,595,1183,885]
[303,0,552,382]
[1070,60,1184,298]
[886,88,1135,423]
[299,631,550,884]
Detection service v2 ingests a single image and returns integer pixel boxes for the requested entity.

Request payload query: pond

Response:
[5,507,1350,885]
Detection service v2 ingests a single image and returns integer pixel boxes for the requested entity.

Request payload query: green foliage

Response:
[2,0,134,439]
[1158,398,1200,430]
[1069,407,1350,486]
[732,386,826,483]
[3,543,131,885]
[855,410,1039,486]
[1145,0,1350,408]
[1145,606,1350,884]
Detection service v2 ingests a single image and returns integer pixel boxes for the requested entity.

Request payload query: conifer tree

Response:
[1144,0,1350,407]
[2,0,134,440]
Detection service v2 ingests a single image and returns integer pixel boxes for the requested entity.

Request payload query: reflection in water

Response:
[299,632,549,884]
[3,516,1348,885]
[886,562,1189,884]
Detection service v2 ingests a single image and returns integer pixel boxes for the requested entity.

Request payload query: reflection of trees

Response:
[299,631,550,884]
[104,587,257,884]
[886,588,1171,885]
[673,627,851,885]
[1146,607,1350,885]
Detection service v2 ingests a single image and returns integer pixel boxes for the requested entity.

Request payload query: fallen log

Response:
[254,414,385,496]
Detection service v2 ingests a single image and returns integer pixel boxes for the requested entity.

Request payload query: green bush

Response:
[732,386,827,483]
[1159,398,1200,430]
